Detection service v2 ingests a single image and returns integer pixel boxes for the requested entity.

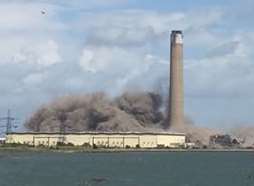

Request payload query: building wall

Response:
[123,137,139,148]
[139,135,157,148]
[6,133,186,148]
[65,134,91,146]
[34,134,63,146]
[157,135,185,148]
[7,134,34,145]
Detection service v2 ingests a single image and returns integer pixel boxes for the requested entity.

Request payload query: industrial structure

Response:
[168,30,184,129]
[6,132,186,148]
[3,30,187,149]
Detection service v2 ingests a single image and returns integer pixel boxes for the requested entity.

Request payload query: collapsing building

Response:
[209,134,241,147]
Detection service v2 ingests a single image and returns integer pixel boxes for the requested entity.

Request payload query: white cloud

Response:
[0,0,254,127]
[185,34,254,98]
[79,45,158,95]
[1,0,129,11]
[76,9,224,49]
[79,49,96,73]
[0,2,66,31]
[79,46,143,73]
[13,40,61,67]
[0,2,64,68]
[76,11,185,46]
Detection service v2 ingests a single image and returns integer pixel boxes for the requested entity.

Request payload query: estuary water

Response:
[0,151,253,186]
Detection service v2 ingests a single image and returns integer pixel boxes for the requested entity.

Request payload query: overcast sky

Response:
[0,0,254,131]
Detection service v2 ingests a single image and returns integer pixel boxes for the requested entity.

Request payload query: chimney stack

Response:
[168,30,184,129]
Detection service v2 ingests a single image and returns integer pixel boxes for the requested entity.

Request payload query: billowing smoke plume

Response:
[25,92,165,132]
[25,91,221,145]
[229,127,254,147]
[171,119,219,145]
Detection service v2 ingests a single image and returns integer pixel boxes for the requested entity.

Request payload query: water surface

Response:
[0,151,253,186]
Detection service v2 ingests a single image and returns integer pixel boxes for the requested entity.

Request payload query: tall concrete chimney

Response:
[168,30,184,129]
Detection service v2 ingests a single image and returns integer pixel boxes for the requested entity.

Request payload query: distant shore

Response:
[0,146,254,153]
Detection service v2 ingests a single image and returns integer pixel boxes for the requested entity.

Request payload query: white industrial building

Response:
[6,132,186,148]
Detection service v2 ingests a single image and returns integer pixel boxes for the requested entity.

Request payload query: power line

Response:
[0,109,18,134]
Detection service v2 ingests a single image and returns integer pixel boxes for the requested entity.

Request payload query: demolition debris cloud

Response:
[25,91,220,145]
[25,91,165,133]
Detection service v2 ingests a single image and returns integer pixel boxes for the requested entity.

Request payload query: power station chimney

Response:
[168,30,184,129]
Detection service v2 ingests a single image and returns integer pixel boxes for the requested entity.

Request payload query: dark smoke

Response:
[25,92,165,132]
[24,91,222,145]
[115,92,164,127]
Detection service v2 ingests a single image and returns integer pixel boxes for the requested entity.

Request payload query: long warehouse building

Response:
[6,132,186,148]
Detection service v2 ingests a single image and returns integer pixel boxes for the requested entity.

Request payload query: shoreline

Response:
[0,147,254,153]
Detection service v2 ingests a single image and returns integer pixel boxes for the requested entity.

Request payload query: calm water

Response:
[0,151,253,186]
